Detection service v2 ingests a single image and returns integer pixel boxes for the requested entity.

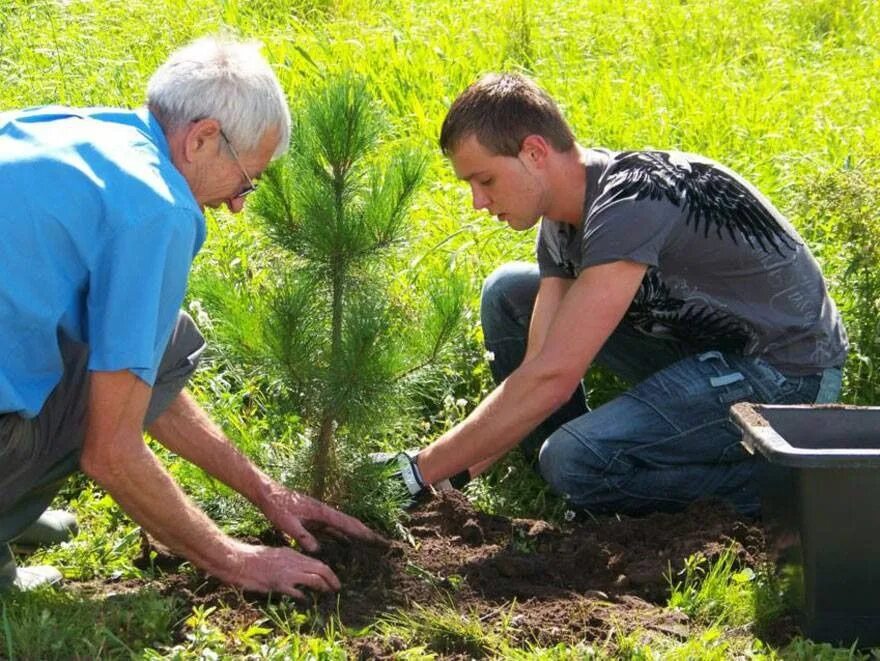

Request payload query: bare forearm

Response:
[147,391,272,507]
[83,370,350,596]
[419,364,566,483]
[524,278,571,364]
[468,452,506,478]
[419,263,647,484]
[82,433,240,579]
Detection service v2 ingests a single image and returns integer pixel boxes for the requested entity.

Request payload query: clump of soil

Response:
[130,492,785,656]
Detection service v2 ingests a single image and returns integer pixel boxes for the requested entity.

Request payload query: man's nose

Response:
[228,196,246,214]
[471,185,490,211]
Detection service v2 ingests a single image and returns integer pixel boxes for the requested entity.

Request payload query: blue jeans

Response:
[481,262,843,515]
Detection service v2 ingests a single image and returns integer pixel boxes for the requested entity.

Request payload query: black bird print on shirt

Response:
[627,268,755,352]
[604,151,799,256]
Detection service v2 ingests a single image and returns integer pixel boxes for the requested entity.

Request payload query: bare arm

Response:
[80,371,344,597]
[466,276,573,477]
[419,260,648,484]
[523,276,573,364]
[147,391,384,550]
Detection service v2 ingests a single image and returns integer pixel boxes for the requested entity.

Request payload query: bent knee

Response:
[480,262,538,318]
[538,432,583,495]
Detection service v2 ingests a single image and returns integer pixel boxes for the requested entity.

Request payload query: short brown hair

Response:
[439,73,576,157]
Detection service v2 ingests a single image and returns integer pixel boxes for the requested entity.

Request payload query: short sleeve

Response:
[580,195,681,270]
[86,208,201,384]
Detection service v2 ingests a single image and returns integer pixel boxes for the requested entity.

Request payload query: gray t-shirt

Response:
[536,149,848,376]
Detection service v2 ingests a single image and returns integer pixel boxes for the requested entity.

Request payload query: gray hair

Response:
[147,36,291,158]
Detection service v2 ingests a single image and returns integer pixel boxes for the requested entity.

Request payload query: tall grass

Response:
[4,0,877,292]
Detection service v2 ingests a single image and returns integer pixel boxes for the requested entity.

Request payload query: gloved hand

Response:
[370,450,430,509]
[393,451,428,497]
[371,450,471,508]
[368,450,427,505]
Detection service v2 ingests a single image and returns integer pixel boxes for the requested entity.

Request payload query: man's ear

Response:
[182,119,222,163]
[519,134,551,168]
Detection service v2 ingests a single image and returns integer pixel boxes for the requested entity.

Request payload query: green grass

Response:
[378,601,517,658]
[0,586,176,659]
[0,584,352,660]
[2,0,880,656]
[667,545,762,626]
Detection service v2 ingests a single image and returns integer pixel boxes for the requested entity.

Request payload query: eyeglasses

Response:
[219,128,258,199]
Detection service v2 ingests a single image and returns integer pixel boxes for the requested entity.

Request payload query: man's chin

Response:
[505,216,539,231]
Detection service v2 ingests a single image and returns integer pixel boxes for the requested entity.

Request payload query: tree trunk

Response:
[310,413,335,499]
[311,243,346,498]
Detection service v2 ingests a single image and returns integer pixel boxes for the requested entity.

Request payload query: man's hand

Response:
[218,540,342,599]
[258,484,387,552]
[85,375,384,597]
[368,450,429,507]
[371,451,471,508]
[147,392,388,551]
[83,372,348,597]
[394,451,428,497]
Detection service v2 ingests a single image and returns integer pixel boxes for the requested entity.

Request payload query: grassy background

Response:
[2,0,879,657]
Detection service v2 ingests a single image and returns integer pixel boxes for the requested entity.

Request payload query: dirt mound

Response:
[134,492,773,654]
[316,492,766,651]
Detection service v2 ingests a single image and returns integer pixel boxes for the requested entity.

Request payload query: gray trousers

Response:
[0,312,205,544]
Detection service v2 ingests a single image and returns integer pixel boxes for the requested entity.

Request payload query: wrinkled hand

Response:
[259,483,387,553]
[219,540,341,599]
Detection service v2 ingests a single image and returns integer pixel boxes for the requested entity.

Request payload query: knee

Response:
[480,262,538,338]
[538,431,585,496]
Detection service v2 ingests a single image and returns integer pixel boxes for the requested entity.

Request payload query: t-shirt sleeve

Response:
[86,208,200,384]
[579,194,681,270]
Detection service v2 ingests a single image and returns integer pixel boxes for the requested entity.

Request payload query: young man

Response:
[394,73,847,515]
[0,37,382,593]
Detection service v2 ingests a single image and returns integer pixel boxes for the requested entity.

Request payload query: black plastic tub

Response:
[730,403,880,647]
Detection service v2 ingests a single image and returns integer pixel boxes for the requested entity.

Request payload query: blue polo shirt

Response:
[0,106,206,418]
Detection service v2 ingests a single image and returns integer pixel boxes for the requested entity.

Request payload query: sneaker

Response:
[0,544,62,592]
[13,509,78,549]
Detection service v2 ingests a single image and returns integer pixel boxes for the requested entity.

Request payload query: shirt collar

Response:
[138,106,172,160]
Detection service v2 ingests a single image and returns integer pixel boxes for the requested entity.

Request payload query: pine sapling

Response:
[238,74,465,501]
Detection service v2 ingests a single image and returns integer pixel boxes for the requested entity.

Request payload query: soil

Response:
[729,402,770,428]
[121,492,794,657]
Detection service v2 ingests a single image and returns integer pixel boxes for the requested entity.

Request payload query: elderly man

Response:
[392,73,847,516]
[0,36,381,594]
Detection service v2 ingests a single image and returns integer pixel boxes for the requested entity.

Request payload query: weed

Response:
[403,560,465,592]
[792,161,880,404]
[379,601,517,658]
[780,636,877,660]
[468,447,568,522]
[666,545,755,626]
[27,486,143,581]
[502,0,535,70]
